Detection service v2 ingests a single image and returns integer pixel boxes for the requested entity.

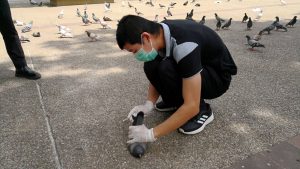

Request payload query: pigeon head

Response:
[245,35,251,40]
[275,16,279,22]
[85,31,90,36]
[92,13,95,16]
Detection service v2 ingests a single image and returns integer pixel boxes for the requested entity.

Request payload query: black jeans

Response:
[144,56,231,109]
[0,0,27,69]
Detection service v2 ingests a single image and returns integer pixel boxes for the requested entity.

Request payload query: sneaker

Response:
[154,101,177,112]
[178,103,214,135]
[15,66,41,80]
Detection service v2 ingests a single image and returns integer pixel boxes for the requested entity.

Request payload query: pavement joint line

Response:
[27,49,63,169]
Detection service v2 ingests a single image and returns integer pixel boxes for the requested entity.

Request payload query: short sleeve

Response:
[173,42,202,78]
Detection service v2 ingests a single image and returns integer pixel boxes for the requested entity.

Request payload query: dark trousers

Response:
[144,56,232,110]
[0,0,27,69]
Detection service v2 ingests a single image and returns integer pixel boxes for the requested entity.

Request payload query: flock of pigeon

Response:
[14,0,298,51]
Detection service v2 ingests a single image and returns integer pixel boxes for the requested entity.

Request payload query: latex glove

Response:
[127,100,154,122]
[127,124,156,144]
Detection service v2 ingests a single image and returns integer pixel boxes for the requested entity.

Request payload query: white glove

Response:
[127,124,156,144]
[127,100,154,122]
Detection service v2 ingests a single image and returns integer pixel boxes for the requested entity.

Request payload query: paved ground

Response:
[1,0,300,169]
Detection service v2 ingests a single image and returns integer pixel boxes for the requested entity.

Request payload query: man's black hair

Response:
[116,15,161,49]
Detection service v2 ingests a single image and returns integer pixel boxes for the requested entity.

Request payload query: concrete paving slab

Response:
[227,137,300,169]
[1,0,300,169]
[0,72,56,169]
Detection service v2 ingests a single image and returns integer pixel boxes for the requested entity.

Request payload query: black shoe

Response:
[178,103,214,135]
[154,101,177,112]
[15,66,41,80]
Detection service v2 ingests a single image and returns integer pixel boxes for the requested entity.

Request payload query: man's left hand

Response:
[127,124,156,144]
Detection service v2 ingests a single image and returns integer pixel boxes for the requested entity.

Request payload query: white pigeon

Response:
[60,32,73,38]
[280,0,287,5]
[14,20,25,26]
[58,9,64,19]
[252,8,263,21]
[56,25,71,33]
[104,2,111,12]
[85,31,101,41]
[121,0,126,7]
[19,35,30,43]
[99,19,111,29]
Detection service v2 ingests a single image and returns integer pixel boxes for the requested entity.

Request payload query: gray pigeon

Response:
[83,10,88,19]
[273,16,287,32]
[167,7,172,17]
[215,13,225,22]
[222,18,232,29]
[103,16,113,21]
[242,13,248,23]
[186,9,194,20]
[245,35,265,50]
[153,15,159,23]
[286,16,297,27]
[92,13,100,22]
[135,8,143,15]
[216,19,221,30]
[169,2,177,7]
[29,0,38,5]
[260,24,275,34]
[159,4,166,8]
[81,16,92,25]
[199,16,205,25]
[32,32,40,37]
[128,2,134,8]
[85,31,101,41]
[247,17,252,30]
[76,8,81,17]
[22,21,33,33]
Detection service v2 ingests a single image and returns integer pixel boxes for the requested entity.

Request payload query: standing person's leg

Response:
[0,0,41,80]
[0,0,27,68]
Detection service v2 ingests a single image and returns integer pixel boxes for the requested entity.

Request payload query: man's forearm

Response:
[147,83,159,104]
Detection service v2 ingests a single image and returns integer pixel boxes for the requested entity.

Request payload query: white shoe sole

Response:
[178,112,214,135]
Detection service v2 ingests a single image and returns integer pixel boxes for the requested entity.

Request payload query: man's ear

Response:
[141,32,151,42]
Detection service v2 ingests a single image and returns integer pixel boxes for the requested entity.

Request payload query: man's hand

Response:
[127,100,154,122]
[127,124,156,144]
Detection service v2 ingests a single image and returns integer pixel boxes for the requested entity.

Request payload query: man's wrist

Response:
[150,128,157,141]
[145,100,154,109]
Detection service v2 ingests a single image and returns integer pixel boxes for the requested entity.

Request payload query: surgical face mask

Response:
[135,36,158,62]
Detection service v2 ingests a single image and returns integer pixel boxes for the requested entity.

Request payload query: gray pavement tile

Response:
[228,139,300,169]
[0,75,56,169]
